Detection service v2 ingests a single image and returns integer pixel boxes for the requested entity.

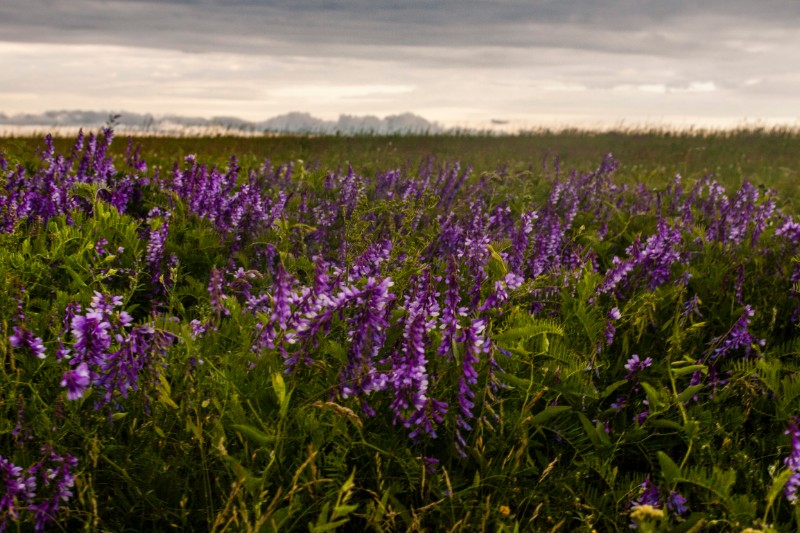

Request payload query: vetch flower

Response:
[632,476,661,508]
[667,491,688,516]
[9,326,46,359]
[784,417,800,502]
[624,354,653,380]
[60,362,91,400]
[71,311,112,365]
[711,305,764,360]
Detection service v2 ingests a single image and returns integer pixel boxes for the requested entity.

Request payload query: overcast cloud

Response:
[1,0,798,130]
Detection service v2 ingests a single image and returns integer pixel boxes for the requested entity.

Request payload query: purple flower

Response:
[682,294,703,318]
[604,321,617,346]
[422,456,440,473]
[71,311,111,365]
[610,395,628,412]
[0,448,77,532]
[711,305,763,360]
[632,476,661,508]
[60,362,91,400]
[208,267,230,318]
[272,263,293,331]
[784,417,800,502]
[145,208,171,290]
[387,271,442,436]
[454,318,488,456]
[667,491,688,516]
[90,292,124,315]
[624,354,653,380]
[9,326,46,359]
[437,258,466,359]
[189,319,208,339]
[598,219,684,296]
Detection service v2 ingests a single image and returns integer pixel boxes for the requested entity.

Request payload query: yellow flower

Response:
[499,505,511,517]
[630,504,664,522]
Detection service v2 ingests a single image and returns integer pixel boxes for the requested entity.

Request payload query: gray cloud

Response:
[1,1,798,128]
[1,0,798,57]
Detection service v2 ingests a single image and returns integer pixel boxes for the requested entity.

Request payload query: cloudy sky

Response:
[1,0,799,130]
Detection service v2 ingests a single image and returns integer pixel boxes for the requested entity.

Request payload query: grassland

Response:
[2,128,800,532]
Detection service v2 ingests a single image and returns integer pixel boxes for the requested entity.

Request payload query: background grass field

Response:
[2,128,800,532]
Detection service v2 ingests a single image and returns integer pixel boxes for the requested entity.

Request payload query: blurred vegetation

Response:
[3,127,799,195]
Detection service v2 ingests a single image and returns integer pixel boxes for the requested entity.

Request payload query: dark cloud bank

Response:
[0,110,445,134]
[3,0,798,60]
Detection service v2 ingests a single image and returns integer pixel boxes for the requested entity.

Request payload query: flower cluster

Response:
[58,292,173,408]
[629,477,688,527]
[0,448,77,532]
[9,326,46,360]
[784,417,800,503]
[710,305,764,360]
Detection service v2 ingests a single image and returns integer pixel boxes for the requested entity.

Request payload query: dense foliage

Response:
[2,129,800,531]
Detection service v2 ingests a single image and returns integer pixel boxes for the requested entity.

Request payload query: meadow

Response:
[1,128,800,531]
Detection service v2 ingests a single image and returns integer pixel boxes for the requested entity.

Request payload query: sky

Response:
[1,0,799,131]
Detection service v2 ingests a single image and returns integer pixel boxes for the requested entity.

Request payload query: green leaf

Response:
[272,372,286,405]
[639,381,662,411]
[577,412,600,447]
[230,424,276,447]
[333,504,359,517]
[309,519,350,532]
[600,379,628,400]
[648,418,683,431]
[657,451,681,484]
[672,364,707,376]
[497,372,532,389]
[530,405,572,426]
[677,385,704,404]
[279,389,293,420]
[765,468,793,519]
[487,244,508,277]
[156,372,179,409]
[494,323,562,344]
[62,264,88,289]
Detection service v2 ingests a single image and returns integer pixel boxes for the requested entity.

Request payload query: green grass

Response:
[2,128,800,532]
[3,127,799,192]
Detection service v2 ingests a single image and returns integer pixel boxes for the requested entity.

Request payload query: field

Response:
[2,128,800,531]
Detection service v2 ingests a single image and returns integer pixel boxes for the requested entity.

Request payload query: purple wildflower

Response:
[145,207,171,289]
[711,305,764,360]
[0,448,77,532]
[634,410,649,426]
[632,476,661,508]
[189,319,208,339]
[604,308,621,346]
[437,258,466,359]
[624,354,653,380]
[70,311,112,365]
[60,362,92,400]
[454,318,488,456]
[784,417,800,502]
[610,395,628,412]
[682,294,702,318]
[667,491,688,516]
[1,455,36,530]
[208,267,230,318]
[9,326,46,359]
[422,456,440,473]
[388,271,444,437]
[272,263,293,331]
